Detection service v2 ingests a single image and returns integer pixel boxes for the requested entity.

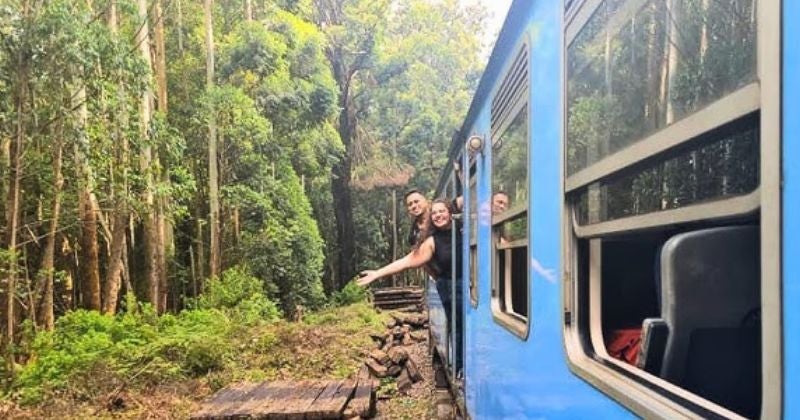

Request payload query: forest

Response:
[0,0,487,415]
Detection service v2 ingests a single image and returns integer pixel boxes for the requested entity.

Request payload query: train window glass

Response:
[469,175,478,307]
[491,106,529,334]
[469,245,477,307]
[489,40,529,338]
[564,0,769,418]
[575,116,759,225]
[566,0,757,176]
[468,177,477,244]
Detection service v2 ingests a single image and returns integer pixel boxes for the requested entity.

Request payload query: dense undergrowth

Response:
[0,268,383,418]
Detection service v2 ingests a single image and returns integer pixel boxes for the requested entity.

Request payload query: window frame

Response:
[560,0,783,418]
[490,42,531,339]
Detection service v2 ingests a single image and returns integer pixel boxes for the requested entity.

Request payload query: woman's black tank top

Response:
[431,224,462,279]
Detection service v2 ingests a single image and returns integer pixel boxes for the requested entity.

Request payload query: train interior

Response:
[496,246,528,318]
[596,219,762,418]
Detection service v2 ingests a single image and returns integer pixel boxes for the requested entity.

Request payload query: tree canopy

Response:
[0,0,488,345]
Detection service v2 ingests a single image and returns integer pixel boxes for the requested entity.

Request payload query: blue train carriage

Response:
[427,0,797,418]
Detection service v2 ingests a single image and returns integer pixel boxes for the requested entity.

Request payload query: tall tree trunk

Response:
[314,0,384,289]
[79,191,101,310]
[233,206,240,244]
[35,123,64,330]
[154,0,170,312]
[195,205,206,288]
[75,82,102,311]
[102,213,127,314]
[245,0,253,21]
[137,0,161,309]
[5,49,26,351]
[154,0,168,115]
[101,0,130,314]
[205,0,220,280]
[664,0,681,126]
[323,38,359,289]
[331,106,355,287]
[176,0,184,53]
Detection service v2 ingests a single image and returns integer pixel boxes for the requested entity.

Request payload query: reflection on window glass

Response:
[575,117,759,225]
[492,104,529,325]
[470,245,478,305]
[498,216,527,243]
[567,0,757,175]
[469,180,477,243]
[493,108,528,216]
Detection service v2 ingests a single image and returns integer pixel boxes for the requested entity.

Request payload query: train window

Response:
[491,107,529,336]
[563,0,778,418]
[489,40,529,338]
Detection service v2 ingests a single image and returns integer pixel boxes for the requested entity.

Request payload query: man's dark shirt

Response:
[407,222,422,247]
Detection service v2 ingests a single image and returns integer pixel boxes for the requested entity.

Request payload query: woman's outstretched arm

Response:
[357,237,435,287]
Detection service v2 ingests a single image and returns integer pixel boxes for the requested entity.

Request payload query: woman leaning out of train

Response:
[357,199,462,288]
[357,199,464,370]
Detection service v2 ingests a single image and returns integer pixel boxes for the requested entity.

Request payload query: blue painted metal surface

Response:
[784,1,799,417]
[458,0,631,417]
[436,0,796,417]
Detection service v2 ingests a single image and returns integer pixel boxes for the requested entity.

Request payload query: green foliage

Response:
[12,291,277,405]
[218,10,340,178]
[312,0,487,287]
[362,0,487,192]
[154,309,233,376]
[195,266,282,324]
[234,169,326,314]
[330,281,369,306]
[13,310,158,404]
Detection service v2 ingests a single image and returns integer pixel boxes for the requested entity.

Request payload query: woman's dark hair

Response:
[414,199,454,250]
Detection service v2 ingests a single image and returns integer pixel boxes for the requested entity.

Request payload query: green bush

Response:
[155,309,232,376]
[11,306,240,404]
[331,281,369,306]
[232,172,327,316]
[195,266,282,324]
[13,310,158,404]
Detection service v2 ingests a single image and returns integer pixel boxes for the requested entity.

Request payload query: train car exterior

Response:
[427,0,796,418]
[783,1,799,418]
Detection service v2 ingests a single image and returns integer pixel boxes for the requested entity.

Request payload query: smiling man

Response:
[404,189,430,246]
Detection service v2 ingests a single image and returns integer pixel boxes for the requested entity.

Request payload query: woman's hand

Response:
[357,270,379,287]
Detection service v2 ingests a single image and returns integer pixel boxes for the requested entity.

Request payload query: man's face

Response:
[492,193,509,214]
[405,192,428,218]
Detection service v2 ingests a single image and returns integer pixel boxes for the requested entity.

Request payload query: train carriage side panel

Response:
[784,0,799,417]
[462,0,632,417]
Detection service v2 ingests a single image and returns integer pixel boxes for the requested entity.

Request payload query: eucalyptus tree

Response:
[0,0,152,340]
[210,4,337,311]
[312,0,391,288]
[370,0,486,192]
[204,0,220,281]
[310,0,486,285]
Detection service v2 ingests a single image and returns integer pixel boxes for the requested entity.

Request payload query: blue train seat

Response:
[637,225,761,416]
